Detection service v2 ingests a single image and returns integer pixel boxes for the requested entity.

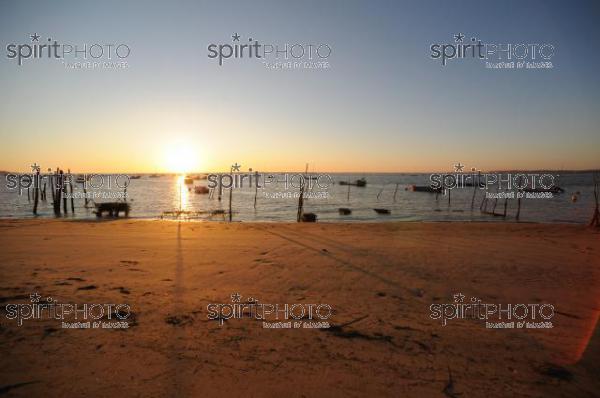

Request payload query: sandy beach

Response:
[0,220,598,397]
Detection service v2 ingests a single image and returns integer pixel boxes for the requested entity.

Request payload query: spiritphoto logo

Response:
[5,163,131,199]
[5,33,131,69]
[207,33,332,69]
[4,292,132,329]
[430,293,554,329]
[430,33,554,69]
[429,163,561,199]
[207,293,332,329]
[207,163,333,199]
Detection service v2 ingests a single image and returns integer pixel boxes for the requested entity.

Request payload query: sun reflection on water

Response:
[175,175,189,211]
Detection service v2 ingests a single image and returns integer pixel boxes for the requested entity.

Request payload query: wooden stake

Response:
[61,170,67,214]
[68,169,74,212]
[33,170,39,215]
[253,171,258,209]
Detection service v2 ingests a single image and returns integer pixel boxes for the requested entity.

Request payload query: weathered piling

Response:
[68,169,74,212]
[61,170,67,214]
[32,170,40,215]
[470,183,477,210]
[253,171,258,209]
[50,173,56,204]
[82,180,89,207]
[393,183,399,202]
[53,168,62,216]
[516,176,523,221]
[297,167,307,222]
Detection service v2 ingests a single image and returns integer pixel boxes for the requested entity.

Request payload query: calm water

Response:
[0,172,596,223]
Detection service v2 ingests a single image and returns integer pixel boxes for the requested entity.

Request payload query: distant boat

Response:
[130,175,142,180]
[338,208,352,215]
[149,174,161,178]
[75,175,86,183]
[407,185,442,193]
[373,208,391,215]
[194,186,209,194]
[301,213,317,222]
[339,178,366,187]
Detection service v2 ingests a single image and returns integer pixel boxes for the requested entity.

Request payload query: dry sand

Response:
[0,220,599,397]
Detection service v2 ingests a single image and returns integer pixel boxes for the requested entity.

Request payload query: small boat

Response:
[194,186,209,194]
[407,185,442,193]
[130,175,142,180]
[75,176,86,183]
[339,178,367,187]
[149,174,161,178]
[373,208,391,215]
[301,213,317,222]
[338,208,352,215]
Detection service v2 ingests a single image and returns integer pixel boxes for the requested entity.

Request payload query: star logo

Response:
[453,293,465,303]
[30,33,40,42]
[31,163,40,173]
[30,292,41,302]
[230,293,241,303]
[231,163,241,172]
[454,162,465,172]
[454,33,465,43]
[232,33,240,42]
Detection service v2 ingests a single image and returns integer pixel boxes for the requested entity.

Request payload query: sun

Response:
[164,145,199,174]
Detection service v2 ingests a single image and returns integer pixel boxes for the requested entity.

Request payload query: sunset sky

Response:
[1,0,599,173]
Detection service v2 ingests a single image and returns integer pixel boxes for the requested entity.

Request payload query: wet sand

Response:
[0,220,599,397]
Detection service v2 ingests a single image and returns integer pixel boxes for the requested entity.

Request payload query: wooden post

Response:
[253,171,258,209]
[297,165,308,222]
[50,172,55,204]
[42,181,47,201]
[218,175,223,202]
[393,183,399,203]
[33,170,40,215]
[68,169,74,212]
[53,168,61,215]
[516,175,523,221]
[82,180,88,207]
[61,170,68,214]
